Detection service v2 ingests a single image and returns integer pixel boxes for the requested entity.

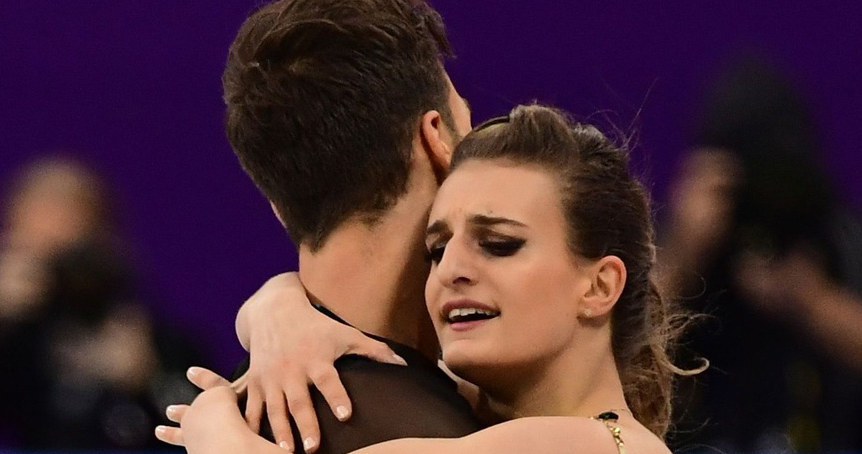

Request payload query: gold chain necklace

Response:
[590,408,629,454]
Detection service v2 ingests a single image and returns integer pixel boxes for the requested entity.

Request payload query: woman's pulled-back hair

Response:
[451,105,698,438]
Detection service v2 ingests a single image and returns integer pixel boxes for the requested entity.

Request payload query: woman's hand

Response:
[154,367,232,447]
[157,386,257,454]
[235,272,407,452]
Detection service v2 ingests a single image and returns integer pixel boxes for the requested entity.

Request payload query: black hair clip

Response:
[473,114,511,132]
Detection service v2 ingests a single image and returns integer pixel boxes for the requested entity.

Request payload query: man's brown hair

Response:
[223,0,453,250]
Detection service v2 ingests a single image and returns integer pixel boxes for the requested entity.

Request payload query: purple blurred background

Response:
[3,1,861,374]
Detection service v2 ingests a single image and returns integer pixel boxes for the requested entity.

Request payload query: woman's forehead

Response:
[429,160,563,228]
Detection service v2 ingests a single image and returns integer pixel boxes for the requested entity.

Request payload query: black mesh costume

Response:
[232,304,482,453]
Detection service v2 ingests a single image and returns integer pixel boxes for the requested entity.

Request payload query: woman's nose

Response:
[434,239,476,288]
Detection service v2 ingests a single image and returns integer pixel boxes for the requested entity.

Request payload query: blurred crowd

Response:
[0,158,202,450]
[2,58,862,453]
[662,60,862,453]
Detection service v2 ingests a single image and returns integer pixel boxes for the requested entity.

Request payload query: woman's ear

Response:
[419,110,453,184]
[580,256,626,319]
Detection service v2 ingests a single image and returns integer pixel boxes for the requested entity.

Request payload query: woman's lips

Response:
[440,299,500,331]
[448,318,494,332]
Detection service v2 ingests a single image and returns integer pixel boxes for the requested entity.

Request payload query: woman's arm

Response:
[191,272,405,451]
[165,386,286,454]
[166,387,619,454]
[349,417,619,454]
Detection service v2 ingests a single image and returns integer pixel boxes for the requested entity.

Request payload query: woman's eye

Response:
[425,244,446,264]
[480,239,525,257]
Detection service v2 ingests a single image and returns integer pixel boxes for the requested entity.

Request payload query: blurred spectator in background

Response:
[0,157,202,450]
[661,59,862,453]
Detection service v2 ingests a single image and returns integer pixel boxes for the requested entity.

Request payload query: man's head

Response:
[223,0,469,251]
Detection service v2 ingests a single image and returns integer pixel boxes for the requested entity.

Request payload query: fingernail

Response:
[166,405,178,417]
[278,441,292,451]
[335,405,350,421]
[391,353,407,366]
[155,425,167,436]
[303,437,317,451]
[186,366,201,379]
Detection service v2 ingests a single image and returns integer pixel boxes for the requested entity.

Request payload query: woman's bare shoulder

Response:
[607,415,672,454]
[463,415,670,454]
[350,415,671,454]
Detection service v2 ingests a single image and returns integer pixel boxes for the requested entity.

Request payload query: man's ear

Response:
[580,255,626,318]
[269,201,287,227]
[419,110,453,184]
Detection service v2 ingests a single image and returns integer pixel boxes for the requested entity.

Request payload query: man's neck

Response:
[296,188,438,359]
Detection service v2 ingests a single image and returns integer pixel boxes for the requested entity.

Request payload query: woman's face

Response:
[424,158,592,379]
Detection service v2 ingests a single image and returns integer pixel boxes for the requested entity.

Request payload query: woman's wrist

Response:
[236,272,308,351]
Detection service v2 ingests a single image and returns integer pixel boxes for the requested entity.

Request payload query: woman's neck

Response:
[478,330,628,421]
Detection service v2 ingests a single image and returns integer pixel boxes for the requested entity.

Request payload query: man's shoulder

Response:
[315,302,469,407]
[231,341,481,453]
[317,347,481,452]
[232,303,482,452]
[334,336,457,395]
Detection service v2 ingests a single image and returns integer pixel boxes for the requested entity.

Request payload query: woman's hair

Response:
[451,105,699,438]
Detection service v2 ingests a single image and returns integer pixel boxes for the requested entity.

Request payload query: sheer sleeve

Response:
[232,339,482,454]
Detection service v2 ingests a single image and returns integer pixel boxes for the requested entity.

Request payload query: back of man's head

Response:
[223,0,453,251]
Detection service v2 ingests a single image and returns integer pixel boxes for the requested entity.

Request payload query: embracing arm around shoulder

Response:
[177,387,641,454]
[349,417,623,454]
[230,272,404,450]
[213,414,622,454]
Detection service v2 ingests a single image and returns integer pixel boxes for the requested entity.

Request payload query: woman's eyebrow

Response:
[468,214,526,228]
[426,219,449,237]
[427,214,526,237]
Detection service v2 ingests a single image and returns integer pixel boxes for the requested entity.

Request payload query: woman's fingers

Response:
[345,330,407,366]
[165,404,189,424]
[244,385,264,435]
[285,383,320,453]
[157,404,188,446]
[155,425,184,446]
[187,366,231,390]
[264,387,295,452]
[309,364,351,422]
[230,370,249,395]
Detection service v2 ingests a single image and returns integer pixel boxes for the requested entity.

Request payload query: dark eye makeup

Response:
[479,238,525,257]
[425,243,446,264]
[424,236,525,264]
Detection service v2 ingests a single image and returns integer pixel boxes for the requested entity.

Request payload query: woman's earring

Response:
[582,308,593,318]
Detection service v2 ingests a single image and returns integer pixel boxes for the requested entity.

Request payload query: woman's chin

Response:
[442,346,498,381]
